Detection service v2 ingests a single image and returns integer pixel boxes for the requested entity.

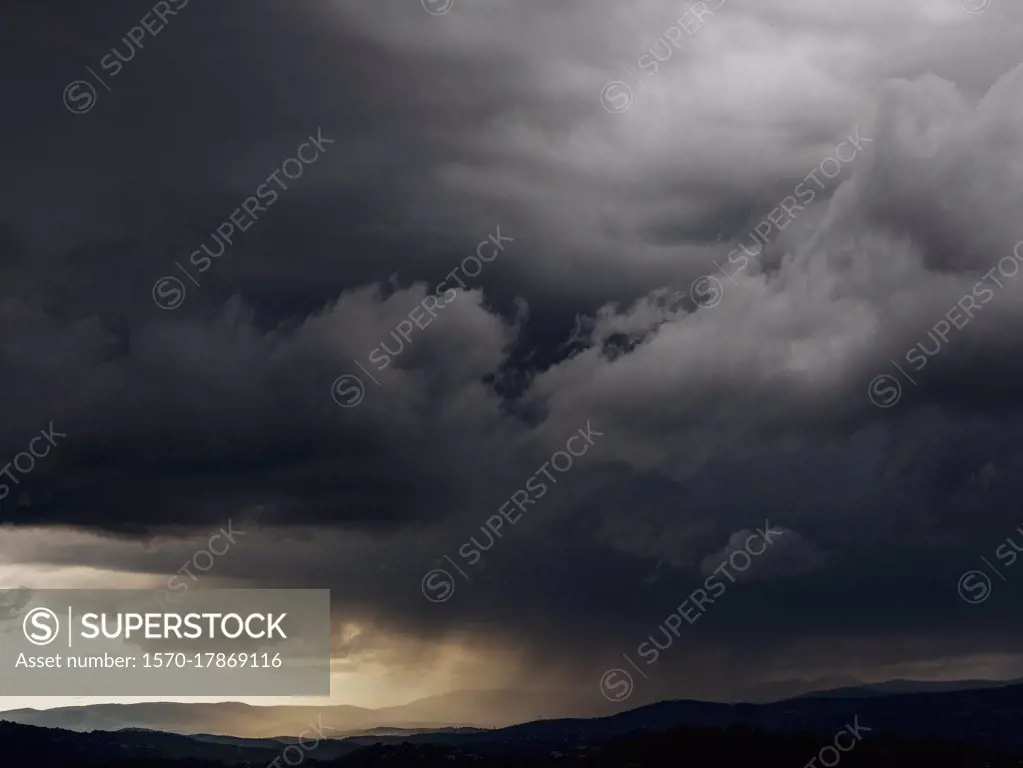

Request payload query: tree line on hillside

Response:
[1,720,1020,768]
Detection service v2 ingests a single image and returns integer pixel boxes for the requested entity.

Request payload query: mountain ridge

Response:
[6,682,1023,761]
[5,676,1023,739]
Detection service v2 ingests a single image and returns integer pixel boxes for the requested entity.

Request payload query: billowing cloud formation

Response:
[699,526,828,583]
[2,0,1023,711]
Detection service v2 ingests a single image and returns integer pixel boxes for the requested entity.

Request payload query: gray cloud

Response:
[699,526,829,583]
[2,0,1023,709]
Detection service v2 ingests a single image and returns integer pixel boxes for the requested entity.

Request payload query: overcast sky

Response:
[2,0,1023,717]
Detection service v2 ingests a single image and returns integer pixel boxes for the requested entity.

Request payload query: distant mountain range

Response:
[378,682,1023,756]
[6,678,1023,759]
[732,675,867,702]
[796,676,1023,699]
[0,720,494,766]
[0,688,581,737]
[5,677,1022,736]
[736,675,1023,703]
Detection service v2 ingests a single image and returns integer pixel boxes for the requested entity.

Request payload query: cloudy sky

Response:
[2,0,1023,718]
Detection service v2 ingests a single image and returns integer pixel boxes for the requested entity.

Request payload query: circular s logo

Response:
[599,668,634,702]
[332,374,365,408]
[868,374,901,409]
[600,81,634,114]
[152,277,186,310]
[421,569,455,603]
[959,0,992,14]
[690,275,723,309]
[63,81,97,114]
[23,607,60,646]
[422,0,455,15]
[958,570,992,604]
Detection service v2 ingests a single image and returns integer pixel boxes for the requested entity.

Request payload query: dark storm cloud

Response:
[3,0,1023,704]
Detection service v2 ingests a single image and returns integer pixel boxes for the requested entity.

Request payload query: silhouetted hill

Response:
[8,678,1022,737]
[1,719,1018,768]
[338,726,1017,768]
[7,683,1023,765]
[0,701,379,738]
[0,720,365,766]
[0,690,580,736]
[0,720,245,766]
[735,675,865,702]
[380,683,1023,756]
[797,676,1023,699]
